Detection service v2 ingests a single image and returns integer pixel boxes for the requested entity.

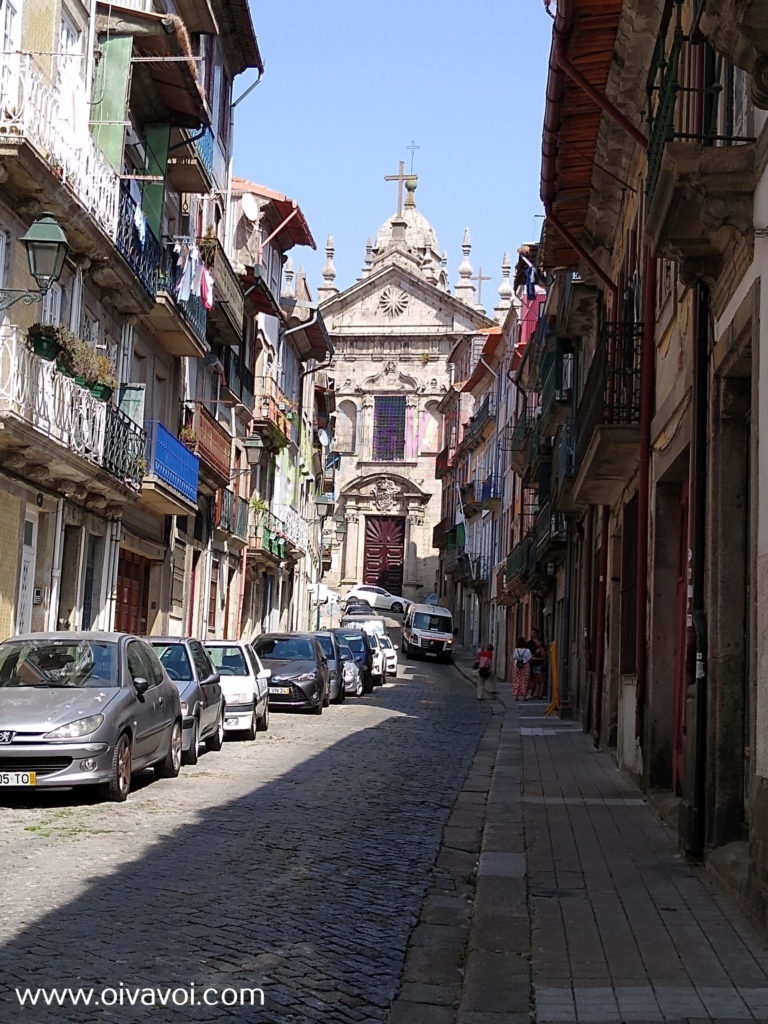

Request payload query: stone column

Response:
[361,397,374,461]
[343,510,360,583]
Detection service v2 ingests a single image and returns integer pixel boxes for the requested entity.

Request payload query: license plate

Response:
[0,771,36,786]
[269,686,291,695]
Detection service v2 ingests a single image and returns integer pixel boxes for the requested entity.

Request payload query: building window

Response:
[373,395,406,461]
[336,400,357,453]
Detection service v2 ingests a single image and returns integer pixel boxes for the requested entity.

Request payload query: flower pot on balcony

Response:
[90,382,114,402]
[31,335,61,361]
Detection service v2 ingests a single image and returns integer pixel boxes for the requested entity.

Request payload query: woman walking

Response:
[512,637,532,701]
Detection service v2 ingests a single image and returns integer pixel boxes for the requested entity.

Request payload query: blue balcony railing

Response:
[157,242,207,344]
[193,128,214,179]
[145,420,199,504]
[116,184,160,297]
[103,404,146,490]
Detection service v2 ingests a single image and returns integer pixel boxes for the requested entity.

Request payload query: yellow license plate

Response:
[0,770,36,786]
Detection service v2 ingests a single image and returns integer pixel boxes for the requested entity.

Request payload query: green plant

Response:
[94,353,118,390]
[56,331,99,383]
[179,426,197,444]
[249,496,268,514]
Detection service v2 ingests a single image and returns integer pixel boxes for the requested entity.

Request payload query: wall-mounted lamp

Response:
[0,212,69,311]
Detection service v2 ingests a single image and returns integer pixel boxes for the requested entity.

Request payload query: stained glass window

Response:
[373,396,406,461]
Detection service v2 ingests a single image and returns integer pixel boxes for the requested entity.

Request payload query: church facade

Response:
[319,177,494,602]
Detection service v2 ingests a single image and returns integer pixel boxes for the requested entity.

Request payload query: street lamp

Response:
[314,494,334,519]
[0,212,69,311]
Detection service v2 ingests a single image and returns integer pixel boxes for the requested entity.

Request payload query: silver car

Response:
[0,632,182,802]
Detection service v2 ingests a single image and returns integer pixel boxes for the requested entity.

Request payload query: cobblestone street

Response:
[0,657,489,1023]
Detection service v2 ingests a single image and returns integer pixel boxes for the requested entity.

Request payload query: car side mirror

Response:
[392,645,398,651]
[258,668,272,680]
[134,676,150,695]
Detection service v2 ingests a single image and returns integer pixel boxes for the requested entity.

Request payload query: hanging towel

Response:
[176,245,194,302]
[201,267,214,310]
[190,246,203,297]
[133,202,146,249]
[525,264,537,300]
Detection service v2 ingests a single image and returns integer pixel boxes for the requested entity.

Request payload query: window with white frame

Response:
[0,0,19,106]
[41,282,63,326]
[58,9,83,82]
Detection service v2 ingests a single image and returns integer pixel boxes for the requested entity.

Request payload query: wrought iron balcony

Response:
[505,537,532,595]
[573,321,643,505]
[535,501,568,562]
[251,377,293,452]
[116,184,160,297]
[215,487,235,533]
[0,53,119,239]
[202,239,245,344]
[436,442,457,479]
[540,349,574,430]
[248,509,287,561]
[167,128,214,195]
[189,405,232,486]
[143,420,199,512]
[459,393,497,452]
[480,474,501,508]
[0,325,106,466]
[234,495,249,539]
[103,404,146,491]
[273,503,309,555]
[552,420,579,513]
[156,241,207,348]
[460,480,482,517]
[503,409,531,475]
[469,554,491,585]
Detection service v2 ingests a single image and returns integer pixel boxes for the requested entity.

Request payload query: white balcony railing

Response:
[0,326,106,463]
[0,54,119,239]
[273,503,309,554]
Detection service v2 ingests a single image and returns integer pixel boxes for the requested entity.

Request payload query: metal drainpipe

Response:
[635,250,657,741]
[687,281,710,858]
[593,507,609,746]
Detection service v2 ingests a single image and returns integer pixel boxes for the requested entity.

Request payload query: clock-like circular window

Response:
[378,285,409,317]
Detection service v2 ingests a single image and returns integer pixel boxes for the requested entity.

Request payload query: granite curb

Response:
[386,663,531,1024]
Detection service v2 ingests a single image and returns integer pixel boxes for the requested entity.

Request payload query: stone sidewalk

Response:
[387,662,768,1024]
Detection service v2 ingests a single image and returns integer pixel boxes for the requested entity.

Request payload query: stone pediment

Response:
[361,361,418,389]
[320,264,494,334]
[342,472,430,506]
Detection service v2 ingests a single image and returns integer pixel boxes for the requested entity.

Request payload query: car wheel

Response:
[98,733,132,802]
[206,705,225,751]
[182,717,199,766]
[256,700,269,732]
[311,700,323,715]
[356,677,364,697]
[322,684,330,708]
[155,720,182,779]
[244,705,258,740]
[391,601,404,613]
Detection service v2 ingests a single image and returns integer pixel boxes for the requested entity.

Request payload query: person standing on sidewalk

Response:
[528,628,547,699]
[512,637,532,701]
[475,642,495,700]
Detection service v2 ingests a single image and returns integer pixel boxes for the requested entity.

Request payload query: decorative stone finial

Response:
[360,236,374,278]
[282,256,295,298]
[404,176,418,208]
[454,228,475,306]
[317,234,339,300]
[494,251,513,322]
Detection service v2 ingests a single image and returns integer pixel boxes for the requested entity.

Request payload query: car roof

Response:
[146,636,197,644]
[408,603,452,615]
[203,638,250,646]
[6,631,134,643]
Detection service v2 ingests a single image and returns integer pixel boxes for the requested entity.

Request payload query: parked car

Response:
[203,640,270,738]
[313,631,345,704]
[333,628,375,694]
[345,585,407,614]
[340,614,389,636]
[378,634,398,678]
[0,632,182,802]
[338,642,363,697]
[147,637,224,764]
[402,604,454,662]
[253,634,330,714]
[366,631,386,686]
[341,599,375,617]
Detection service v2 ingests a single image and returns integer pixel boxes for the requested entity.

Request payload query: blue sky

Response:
[234,2,553,302]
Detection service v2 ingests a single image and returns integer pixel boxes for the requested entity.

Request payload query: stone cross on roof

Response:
[385,160,418,218]
[472,266,492,307]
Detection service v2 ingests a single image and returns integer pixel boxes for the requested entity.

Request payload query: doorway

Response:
[15,512,37,634]
[363,516,405,594]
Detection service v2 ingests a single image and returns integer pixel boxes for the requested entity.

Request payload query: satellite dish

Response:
[241,192,259,222]
[318,429,330,447]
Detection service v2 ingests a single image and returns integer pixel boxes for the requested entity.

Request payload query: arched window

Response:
[419,401,441,454]
[335,400,357,453]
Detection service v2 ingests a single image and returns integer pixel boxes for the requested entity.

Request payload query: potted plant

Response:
[249,496,268,515]
[56,332,99,386]
[90,354,118,402]
[27,322,66,361]
[179,425,197,447]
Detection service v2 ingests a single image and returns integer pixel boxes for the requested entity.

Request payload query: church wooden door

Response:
[363,516,405,594]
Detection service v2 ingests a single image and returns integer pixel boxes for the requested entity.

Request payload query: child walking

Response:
[476,642,495,700]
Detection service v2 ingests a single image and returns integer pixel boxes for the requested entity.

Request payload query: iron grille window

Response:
[373,396,406,461]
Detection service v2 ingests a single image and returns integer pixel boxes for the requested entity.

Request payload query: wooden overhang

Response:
[540,0,624,270]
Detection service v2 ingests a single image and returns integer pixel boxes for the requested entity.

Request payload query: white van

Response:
[401,604,454,662]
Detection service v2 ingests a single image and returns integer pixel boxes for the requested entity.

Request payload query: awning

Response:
[97,4,208,127]
[232,178,316,250]
[241,265,284,321]
[462,327,504,393]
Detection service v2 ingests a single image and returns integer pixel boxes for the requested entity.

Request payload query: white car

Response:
[378,634,398,678]
[339,642,363,697]
[203,640,271,738]
[345,585,407,614]
[366,632,386,685]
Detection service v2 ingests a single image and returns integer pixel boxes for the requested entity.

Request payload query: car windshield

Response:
[337,633,365,656]
[152,643,193,681]
[205,645,248,676]
[379,636,393,649]
[339,644,353,660]
[314,635,335,658]
[0,639,118,688]
[354,619,386,635]
[413,612,452,633]
[254,637,314,660]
